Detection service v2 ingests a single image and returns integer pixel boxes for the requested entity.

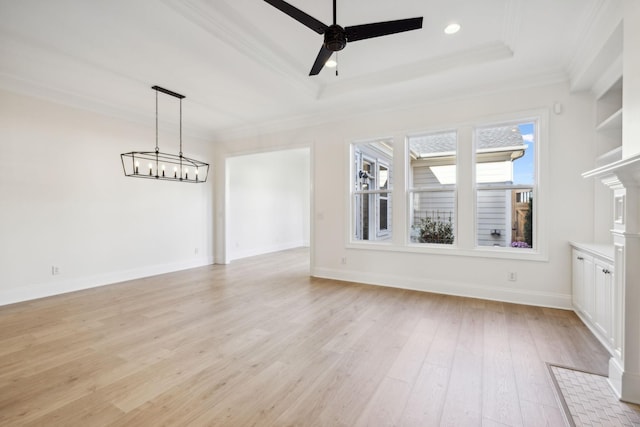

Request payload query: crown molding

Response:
[213,69,568,142]
[317,42,514,100]
[0,72,216,141]
[567,0,623,92]
[161,0,319,99]
[0,30,227,140]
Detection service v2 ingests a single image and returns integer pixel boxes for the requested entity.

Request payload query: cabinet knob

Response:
[577,256,584,261]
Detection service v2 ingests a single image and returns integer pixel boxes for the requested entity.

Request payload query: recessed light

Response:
[444,23,461,35]
[325,59,337,68]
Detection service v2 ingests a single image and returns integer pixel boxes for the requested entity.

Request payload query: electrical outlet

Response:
[341,257,347,265]
[194,247,199,255]
[508,272,517,282]
[51,266,60,276]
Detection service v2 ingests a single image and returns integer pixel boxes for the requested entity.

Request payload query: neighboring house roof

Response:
[410,125,527,159]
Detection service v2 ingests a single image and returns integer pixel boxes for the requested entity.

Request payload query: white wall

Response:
[0,90,214,305]
[215,82,596,309]
[226,148,310,261]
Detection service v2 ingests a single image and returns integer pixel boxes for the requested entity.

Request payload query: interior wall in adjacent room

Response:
[226,148,310,261]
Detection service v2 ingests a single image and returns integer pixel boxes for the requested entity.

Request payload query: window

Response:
[348,111,544,259]
[407,131,457,245]
[475,121,536,249]
[352,141,393,241]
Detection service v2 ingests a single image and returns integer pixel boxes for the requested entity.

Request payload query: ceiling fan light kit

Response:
[120,86,209,183]
[264,0,423,76]
[444,23,461,35]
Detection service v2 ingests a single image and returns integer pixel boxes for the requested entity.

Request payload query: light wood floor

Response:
[0,248,609,426]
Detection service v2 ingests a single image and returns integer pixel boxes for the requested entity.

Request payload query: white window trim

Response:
[346,109,548,262]
[376,159,391,238]
[350,140,394,244]
[472,113,546,257]
[406,129,459,247]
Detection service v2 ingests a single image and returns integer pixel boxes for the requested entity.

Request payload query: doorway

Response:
[225,147,311,264]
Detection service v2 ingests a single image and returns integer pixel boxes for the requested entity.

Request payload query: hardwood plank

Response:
[482,305,524,427]
[398,362,450,426]
[440,305,484,426]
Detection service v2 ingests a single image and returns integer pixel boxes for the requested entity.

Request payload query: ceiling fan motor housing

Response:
[324,25,347,51]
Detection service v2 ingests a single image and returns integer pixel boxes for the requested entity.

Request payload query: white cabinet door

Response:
[582,254,595,321]
[572,249,585,312]
[570,244,616,356]
[594,259,614,343]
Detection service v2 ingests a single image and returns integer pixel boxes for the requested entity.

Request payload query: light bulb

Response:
[444,23,461,35]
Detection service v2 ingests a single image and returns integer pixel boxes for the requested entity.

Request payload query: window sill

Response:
[346,241,548,261]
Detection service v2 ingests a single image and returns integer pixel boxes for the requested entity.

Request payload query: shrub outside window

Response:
[407,131,457,245]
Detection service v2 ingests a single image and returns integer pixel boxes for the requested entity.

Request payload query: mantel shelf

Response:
[583,152,640,186]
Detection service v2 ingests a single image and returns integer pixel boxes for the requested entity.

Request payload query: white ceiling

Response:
[0,0,612,140]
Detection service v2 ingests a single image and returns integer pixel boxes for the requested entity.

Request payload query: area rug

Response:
[548,363,640,426]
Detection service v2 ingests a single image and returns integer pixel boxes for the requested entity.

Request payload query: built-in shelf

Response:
[595,77,623,146]
[596,146,623,167]
[596,108,622,132]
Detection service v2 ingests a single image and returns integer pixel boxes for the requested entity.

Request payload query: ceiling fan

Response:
[264,0,423,76]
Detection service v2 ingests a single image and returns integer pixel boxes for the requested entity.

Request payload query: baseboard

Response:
[0,256,214,307]
[311,267,572,309]
[620,370,640,405]
[229,241,307,261]
[573,308,615,356]
[609,357,623,399]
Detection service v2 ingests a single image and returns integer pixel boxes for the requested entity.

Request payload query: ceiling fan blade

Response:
[345,17,423,42]
[264,0,328,34]
[309,45,334,76]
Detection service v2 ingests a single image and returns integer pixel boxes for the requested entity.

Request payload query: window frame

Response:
[351,140,394,244]
[376,160,391,238]
[472,117,540,253]
[406,129,459,247]
[346,109,548,261]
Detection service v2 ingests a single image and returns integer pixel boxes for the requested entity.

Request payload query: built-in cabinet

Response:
[571,243,615,354]
[575,7,640,403]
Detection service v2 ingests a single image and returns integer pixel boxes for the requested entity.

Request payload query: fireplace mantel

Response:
[582,152,640,403]
[583,152,640,184]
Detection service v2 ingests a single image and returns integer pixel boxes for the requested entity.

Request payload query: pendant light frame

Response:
[120,85,209,183]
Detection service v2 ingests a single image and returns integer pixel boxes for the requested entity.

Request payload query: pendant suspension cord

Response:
[155,89,159,152]
[155,88,159,177]
[179,97,183,179]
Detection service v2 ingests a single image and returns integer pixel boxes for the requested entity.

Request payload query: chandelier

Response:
[120,86,209,183]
